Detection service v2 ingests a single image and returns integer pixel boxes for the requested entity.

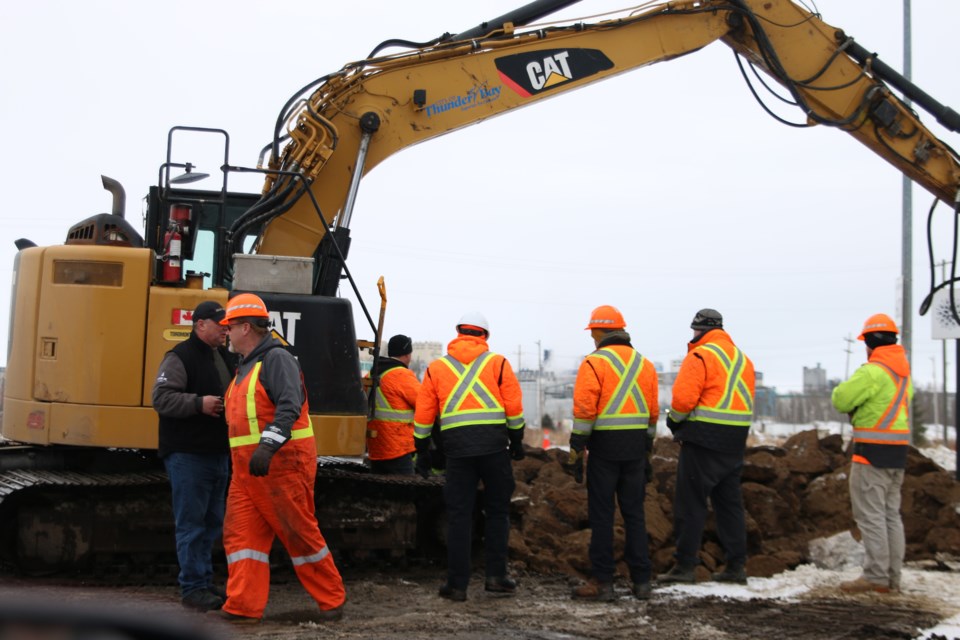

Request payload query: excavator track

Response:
[0,445,445,582]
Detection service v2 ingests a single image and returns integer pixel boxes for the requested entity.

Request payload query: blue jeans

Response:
[164,452,230,597]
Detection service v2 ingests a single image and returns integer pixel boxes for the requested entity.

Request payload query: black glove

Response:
[414,437,432,479]
[666,416,683,434]
[415,452,431,479]
[249,443,278,477]
[569,433,588,453]
[566,449,585,483]
[508,430,525,461]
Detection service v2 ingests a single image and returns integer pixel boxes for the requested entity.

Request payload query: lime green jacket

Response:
[831,344,913,432]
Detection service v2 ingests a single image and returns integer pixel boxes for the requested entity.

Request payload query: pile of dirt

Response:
[507,430,960,581]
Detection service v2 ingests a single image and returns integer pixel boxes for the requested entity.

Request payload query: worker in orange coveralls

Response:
[212,293,346,624]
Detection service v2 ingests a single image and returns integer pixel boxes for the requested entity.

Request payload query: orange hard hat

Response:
[857,313,899,340]
[220,293,270,325]
[585,305,626,330]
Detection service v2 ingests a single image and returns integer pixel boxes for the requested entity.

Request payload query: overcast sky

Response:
[2,0,959,395]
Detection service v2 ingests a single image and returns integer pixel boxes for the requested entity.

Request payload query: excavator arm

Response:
[246,0,960,272]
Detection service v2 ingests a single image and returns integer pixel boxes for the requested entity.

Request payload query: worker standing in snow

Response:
[413,312,525,602]
[831,313,912,594]
[569,305,659,601]
[659,308,755,586]
[366,334,421,475]
[213,293,346,624]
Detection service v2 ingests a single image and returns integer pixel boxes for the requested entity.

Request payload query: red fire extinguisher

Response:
[161,204,191,282]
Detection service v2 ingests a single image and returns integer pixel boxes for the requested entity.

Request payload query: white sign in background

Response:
[930,287,960,339]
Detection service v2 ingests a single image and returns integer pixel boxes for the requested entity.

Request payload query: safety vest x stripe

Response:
[228,361,315,448]
[579,348,650,434]
[853,362,911,444]
[437,352,506,430]
[373,368,415,422]
[689,343,753,426]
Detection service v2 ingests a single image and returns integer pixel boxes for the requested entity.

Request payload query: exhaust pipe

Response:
[101,175,126,219]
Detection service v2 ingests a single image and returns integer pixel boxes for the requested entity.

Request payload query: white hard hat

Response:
[457,311,489,334]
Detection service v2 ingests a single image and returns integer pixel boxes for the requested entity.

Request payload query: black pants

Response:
[369,453,414,475]
[673,443,746,568]
[587,455,651,584]
[443,450,515,590]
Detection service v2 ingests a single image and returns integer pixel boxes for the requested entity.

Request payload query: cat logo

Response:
[495,48,614,98]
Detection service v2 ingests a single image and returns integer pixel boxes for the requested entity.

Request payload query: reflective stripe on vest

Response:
[227,361,314,448]
[372,368,415,422]
[437,352,506,430]
[688,343,753,427]
[576,348,650,435]
[853,362,911,445]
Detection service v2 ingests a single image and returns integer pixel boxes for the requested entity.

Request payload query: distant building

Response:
[358,340,442,378]
[410,341,442,379]
[803,363,828,394]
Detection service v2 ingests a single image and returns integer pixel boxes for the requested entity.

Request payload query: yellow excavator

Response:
[3,0,958,575]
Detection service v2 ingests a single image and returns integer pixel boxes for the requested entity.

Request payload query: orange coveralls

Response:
[221,360,345,618]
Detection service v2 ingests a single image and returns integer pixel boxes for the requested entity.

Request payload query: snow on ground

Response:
[684,420,959,638]
[656,563,960,639]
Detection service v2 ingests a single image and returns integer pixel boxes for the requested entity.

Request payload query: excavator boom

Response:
[250,0,960,265]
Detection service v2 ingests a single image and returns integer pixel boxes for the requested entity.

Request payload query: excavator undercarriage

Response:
[0,444,445,581]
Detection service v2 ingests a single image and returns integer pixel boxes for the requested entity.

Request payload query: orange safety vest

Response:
[670,339,754,427]
[573,346,654,435]
[367,366,419,461]
[414,352,524,438]
[225,360,314,450]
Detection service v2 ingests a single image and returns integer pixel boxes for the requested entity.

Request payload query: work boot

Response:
[712,565,747,585]
[208,584,227,600]
[485,575,517,595]
[632,582,652,600]
[438,583,467,602]
[181,589,224,612]
[571,580,615,602]
[657,564,696,585]
[314,605,344,622]
[839,577,890,594]
[207,609,261,624]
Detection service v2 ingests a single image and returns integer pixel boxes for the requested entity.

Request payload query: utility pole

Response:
[932,356,939,434]
[516,345,522,372]
[536,340,544,429]
[843,335,855,378]
[901,0,914,435]
[940,260,951,443]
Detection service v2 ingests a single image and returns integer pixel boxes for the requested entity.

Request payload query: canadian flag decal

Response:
[172,309,194,325]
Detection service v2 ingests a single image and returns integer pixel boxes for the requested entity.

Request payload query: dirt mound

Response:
[507,430,960,580]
